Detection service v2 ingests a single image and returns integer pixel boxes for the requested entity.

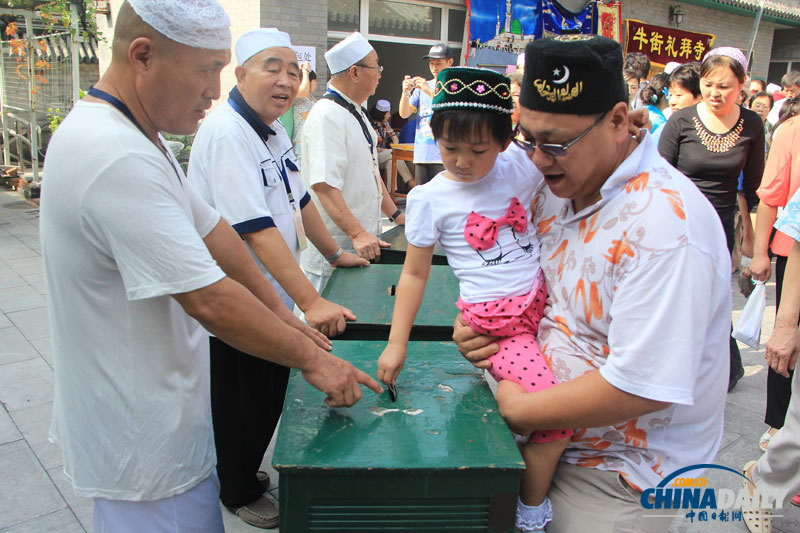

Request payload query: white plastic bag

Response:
[732,280,766,349]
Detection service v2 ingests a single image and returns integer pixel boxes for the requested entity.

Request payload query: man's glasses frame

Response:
[356,63,384,73]
[513,112,607,158]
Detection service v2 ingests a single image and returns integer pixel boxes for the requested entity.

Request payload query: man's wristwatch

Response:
[389,209,402,223]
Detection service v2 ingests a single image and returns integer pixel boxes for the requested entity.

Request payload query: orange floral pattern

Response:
[532,156,697,491]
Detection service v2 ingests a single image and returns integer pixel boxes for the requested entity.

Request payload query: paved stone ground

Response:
[0,186,798,532]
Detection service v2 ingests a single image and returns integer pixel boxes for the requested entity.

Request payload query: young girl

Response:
[377,67,572,532]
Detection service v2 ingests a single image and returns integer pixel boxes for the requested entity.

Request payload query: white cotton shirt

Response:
[404,143,542,302]
[40,102,225,500]
[299,88,383,277]
[532,132,730,491]
[189,101,310,309]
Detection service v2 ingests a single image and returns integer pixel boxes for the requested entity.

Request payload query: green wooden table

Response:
[321,264,459,341]
[273,340,524,532]
[378,225,448,265]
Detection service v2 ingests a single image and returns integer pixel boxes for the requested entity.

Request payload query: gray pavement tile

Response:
[30,337,53,369]
[22,273,46,296]
[19,238,41,255]
[0,405,21,445]
[46,467,93,533]
[6,223,41,241]
[0,358,54,412]
[5,256,43,277]
[8,307,51,342]
[0,239,38,261]
[0,440,66,529]
[0,508,84,533]
[0,267,27,291]
[10,403,62,470]
[0,285,47,314]
[0,327,39,366]
[0,311,11,329]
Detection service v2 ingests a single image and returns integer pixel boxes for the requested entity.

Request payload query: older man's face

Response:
[147,43,230,135]
[238,46,301,125]
[784,83,800,100]
[517,106,616,213]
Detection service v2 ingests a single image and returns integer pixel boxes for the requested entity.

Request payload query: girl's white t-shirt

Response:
[404,144,543,303]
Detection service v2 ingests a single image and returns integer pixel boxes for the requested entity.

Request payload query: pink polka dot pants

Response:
[457,270,572,444]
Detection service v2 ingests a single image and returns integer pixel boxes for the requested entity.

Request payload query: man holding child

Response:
[455,35,730,532]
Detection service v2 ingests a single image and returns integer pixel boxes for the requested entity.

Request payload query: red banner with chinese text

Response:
[624,19,715,67]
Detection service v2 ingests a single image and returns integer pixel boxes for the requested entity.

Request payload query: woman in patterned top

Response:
[658,47,765,393]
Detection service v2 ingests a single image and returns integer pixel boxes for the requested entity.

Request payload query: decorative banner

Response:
[465,0,597,69]
[595,1,621,43]
[539,0,594,38]
[624,19,716,67]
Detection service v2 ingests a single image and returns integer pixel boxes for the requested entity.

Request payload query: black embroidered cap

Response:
[432,67,513,115]
[519,34,627,115]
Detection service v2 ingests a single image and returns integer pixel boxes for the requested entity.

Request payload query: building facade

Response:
[94,0,799,111]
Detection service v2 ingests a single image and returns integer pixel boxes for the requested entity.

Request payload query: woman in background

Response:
[667,63,703,114]
[640,72,669,141]
[659,48,765,393]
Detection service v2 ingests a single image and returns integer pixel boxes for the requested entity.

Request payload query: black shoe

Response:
[256,470,270,491]
[728,367,745,392]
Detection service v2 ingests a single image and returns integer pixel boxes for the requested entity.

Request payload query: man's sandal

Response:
[759,429,778,452]
[742,460,773,533]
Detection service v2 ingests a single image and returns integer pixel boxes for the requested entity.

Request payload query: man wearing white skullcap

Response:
[189,27,369,528]
[40,3,381,531]
[299,32,406,292]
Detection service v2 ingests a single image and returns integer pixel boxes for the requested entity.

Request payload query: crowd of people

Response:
[37,0,800,532]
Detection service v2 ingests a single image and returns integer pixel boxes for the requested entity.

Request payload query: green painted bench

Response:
[321,264,459,341]
[378,225,449,265]
[273,340,524,532]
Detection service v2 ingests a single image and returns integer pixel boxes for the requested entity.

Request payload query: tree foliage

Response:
[1,0,101,39]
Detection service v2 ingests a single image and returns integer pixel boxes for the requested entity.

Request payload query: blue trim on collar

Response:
[228,86,276,142]
[232,216,276,235]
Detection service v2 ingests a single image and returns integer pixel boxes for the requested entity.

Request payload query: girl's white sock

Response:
[515,496,553,532]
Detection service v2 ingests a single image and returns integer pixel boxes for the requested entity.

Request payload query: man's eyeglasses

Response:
[513,113,607,158]
[356,63,384,73]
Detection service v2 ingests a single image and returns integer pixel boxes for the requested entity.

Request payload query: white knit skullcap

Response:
[325,32,373,74]
[236,28,292,65]
[128,0,231,50]
[664,61,681,75]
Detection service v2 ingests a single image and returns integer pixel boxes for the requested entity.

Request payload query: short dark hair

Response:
[776,97,800,129]
[640,72,669,107]
[782,70,800,88]
[669,63,701,98]
[748,91,773,109]
[308,70,317,82]
[430,108,511,147]
[624,52,650,80]
[750,78,766,92]
[368,104,387,123]
[623,68,639,80]
[700,54,746,84]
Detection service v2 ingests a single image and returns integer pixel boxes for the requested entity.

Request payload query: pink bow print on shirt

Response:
[464,197,527,251]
